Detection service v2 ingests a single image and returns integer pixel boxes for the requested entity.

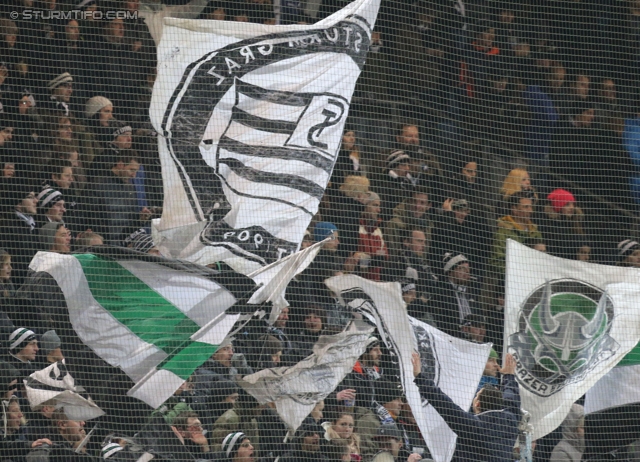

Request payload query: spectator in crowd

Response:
[282,417,325,461]
[595,78,619,126]
[299,222,342,304]
[500,168,537,202]
[288,303,327,362]
[616,239,640,267]
[430,253,478,338]
[50,409,96,455]
[38,329,63,366]
[1,396,52,460]
[412,352,521,462]
[333,128,367,187]
[383,187,433,258]
[209,391,260,453]
[36,187,66,227]
[476,348,500,393]
[38,72,74,117]
[0,249,15,299]
[123,228,161,256]
[376,150,418,221]
[196,378,239,433]
[74,230,104,248]
[39,222,72,254]
[550,404,585,462]
[460,314,487,343]
[371,423,421,462]
[169,410,214,457]
[196,339,236,384]
[326,175,368,259]
[321,409,362,459]
[539,189,586,259]
[219,431,256,462]
[354,191,388,281]
[5,327,38,377]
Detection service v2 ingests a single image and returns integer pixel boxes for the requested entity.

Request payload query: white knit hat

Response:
[85,96,113,119]
[47,72,73,91]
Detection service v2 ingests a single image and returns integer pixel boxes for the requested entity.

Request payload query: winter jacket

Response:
[383,201,434,258]
[489,216,542,275]
[414,373,520,462]
[538,205,586,260]
[523,85,559,160]
[429,279,480,338]
[358,219,388,281]
[550,404,584,462]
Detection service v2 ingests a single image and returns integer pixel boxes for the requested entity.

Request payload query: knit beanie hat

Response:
[37,188,64,214]
[547,189,575,213]
[101,442,124,459]
[314,222,337,242]
[110,120,132,138]
[617,239,640,260]
[489,348,499,360]
[363,191,380,205]
[39,222,64,248]
[85,96,113,119]
[443,252,469,274]
[386,150,411,169]
[47,72,73,91]
[8,327,36,352]
[123,229,156,253]
[40,330,61,354]
[222,432,247,459]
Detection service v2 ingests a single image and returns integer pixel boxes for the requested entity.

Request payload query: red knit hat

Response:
[547,189,575,212]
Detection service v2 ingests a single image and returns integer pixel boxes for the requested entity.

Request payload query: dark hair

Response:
[172,411,199,431]
[401,227,425,243]
[47,158,73,179]
[323,439,350,462]
[259,335,283,357]
[397,121,419,136]
[478,385,505,413]
[507,191,533,210]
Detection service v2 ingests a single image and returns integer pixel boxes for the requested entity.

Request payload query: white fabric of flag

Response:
[325,275,490,462]
[28,248,315,409]
[504,239,640,439]
[237,320,375,432]
[24,361,104,422]
[150,0,380,275]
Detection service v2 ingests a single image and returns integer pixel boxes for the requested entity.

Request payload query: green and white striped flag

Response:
[28,246,320,409]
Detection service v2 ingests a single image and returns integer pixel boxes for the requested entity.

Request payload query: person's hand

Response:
[408,453,422,462]
[442,198,453,212]
[132,40,142,52]
[31,438,52,448]
[411,352,421,378]
[337,389,356,402]
[500,353,516,376]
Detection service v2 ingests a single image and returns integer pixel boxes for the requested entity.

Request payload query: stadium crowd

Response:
[0,0,636,460]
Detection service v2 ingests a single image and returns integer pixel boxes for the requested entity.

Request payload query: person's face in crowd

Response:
[0,126,14,146]
[601,79,616,101]
[549,67,566,89]
[126,0,140,13]
[576,108,595,127]
[478,28,495,48]
[274,306,288,329]
[449,262,471,285]
[512,198,533,220]
[6,401,22,434]
[114,160,140,180]
[3,31,17,49]
[410,193,430,218]
[47,200,66,222]
[19,95,33,114]
[271,350,282,364]
[574,75,590,99]
[53,82,73,103]
[67,150,80,168]
[106,19,125,43]
[624,249,640,267]
[520,173,531,190]
[378,437,402,458]
[463,324,486,343]
[225,392,239,404]
[342,131,356,151]
[301,432,320,452]
[514,43,530,58]
[560,202,575,216]
[114,132,133,150]
[363,199,381,221]
[0,65,8,86]
[48,347,64,363]
[323,231,340,252]
[60,418,86,444]
[18,191,37,215]
[577,245,591,262]
[18,340,39,361]
[53,225,72,254]
[332,414,355,440]
[304,312,323,333]
[397,125,419,147]
[65,20,80,42]
[383,397,403,417]
[99,105,114,127]
[213,345,234,367]
[405,230,426,256]
[311,400,324,421]
[499,9,514,23]
[363,345,382,367]
[532,243,547,253]
[484,357,499,377]
[3,162,14,178]
[454,207,470,224]
[209,7,226,20]
[183,417,208,447]
[0,257,11,281]
[403,288,417,305]
[233,438,255,462]
[58,118,73,140]
[462,161,477,184]
[53,167,74,190]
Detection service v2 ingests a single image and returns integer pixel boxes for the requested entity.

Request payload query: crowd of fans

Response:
[0,0,635,460]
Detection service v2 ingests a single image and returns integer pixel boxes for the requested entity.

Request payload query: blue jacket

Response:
[523,85,559,160]
[414,374,521,462]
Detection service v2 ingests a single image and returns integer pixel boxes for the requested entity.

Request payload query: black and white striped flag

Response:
[151,0,380,274]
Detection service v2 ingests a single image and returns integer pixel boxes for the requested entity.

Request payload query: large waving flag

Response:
[28,247,314,409]
[324,275,490,462]
[504,240,640,440]
[150,0,380,274]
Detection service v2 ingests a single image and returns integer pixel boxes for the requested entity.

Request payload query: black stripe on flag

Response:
[231,106,298,135]
[219,157,325,200]
[219,136,333,173]
[236,79,313,107]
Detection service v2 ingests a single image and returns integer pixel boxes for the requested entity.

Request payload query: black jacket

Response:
[429,279,479,338]
[414,373,521,462]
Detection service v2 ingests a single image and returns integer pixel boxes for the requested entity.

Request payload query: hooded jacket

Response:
[550,404,584,462]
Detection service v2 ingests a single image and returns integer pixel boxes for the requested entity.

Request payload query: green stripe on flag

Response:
[617,344,640,367]
[75,254,218,379]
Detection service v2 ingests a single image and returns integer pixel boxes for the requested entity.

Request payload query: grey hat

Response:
[40,330,61,354]
[39,222,64,249]
[452,199,470,210]
[374,423,403,441]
